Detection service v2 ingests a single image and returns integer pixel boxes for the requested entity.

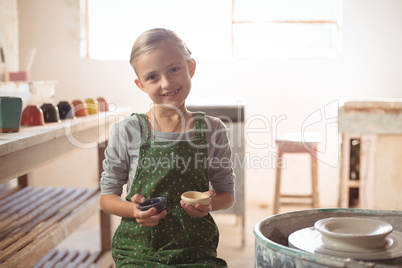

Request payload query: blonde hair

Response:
[129,28,192,76]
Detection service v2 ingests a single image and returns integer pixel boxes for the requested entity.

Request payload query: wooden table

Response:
[0,107,130,267]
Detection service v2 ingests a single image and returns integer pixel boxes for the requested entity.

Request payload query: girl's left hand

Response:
[180,189,215,218]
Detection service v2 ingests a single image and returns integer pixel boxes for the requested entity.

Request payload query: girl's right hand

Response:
[131,194,167,227]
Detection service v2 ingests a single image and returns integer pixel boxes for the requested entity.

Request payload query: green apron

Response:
[112,113,227,268]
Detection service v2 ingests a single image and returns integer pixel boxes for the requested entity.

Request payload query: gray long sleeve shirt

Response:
[100,114,235,199]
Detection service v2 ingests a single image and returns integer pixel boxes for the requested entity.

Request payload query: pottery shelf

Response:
[33,249,113,268]
[0,186,112,267]
[0,108,130,267]
[339,100,402,210]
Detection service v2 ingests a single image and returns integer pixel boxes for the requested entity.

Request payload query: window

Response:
[82,0,341,60]
[232,0,342,58]
[81,0,232,60]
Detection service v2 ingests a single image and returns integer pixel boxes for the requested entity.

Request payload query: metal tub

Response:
[254,208,402,268]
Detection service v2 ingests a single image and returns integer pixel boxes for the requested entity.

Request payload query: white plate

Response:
[288,227,402,261]
[314,217,393,252]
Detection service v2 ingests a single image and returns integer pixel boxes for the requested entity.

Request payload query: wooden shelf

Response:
[0,107,130,267]
[0,187,100,267]
[347,180,360,188]
[0,108,129,184]
[33,249,113,268]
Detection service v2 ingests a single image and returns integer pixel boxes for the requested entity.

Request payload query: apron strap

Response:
[132,113,151,150]
[192,112,207,141]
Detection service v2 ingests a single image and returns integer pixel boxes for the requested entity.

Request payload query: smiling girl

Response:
[100,28,235,267]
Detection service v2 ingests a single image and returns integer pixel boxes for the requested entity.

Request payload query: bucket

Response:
[254,208,402,268]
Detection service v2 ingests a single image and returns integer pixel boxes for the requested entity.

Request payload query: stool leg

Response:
[273,151,283,214]
[311,148,319,208]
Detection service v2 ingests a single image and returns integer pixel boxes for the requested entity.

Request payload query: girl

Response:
[100,28,235,267]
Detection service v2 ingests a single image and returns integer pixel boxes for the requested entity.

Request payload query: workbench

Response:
[0,107,129,267]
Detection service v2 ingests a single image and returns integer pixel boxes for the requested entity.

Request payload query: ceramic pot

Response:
[181,191,211,206]
[85,98,99,114]
[96,97,109,112]
[0,96,23,133]
[40,103,60,123]
[314,217,393,251]
[21,105,45,126]
[139,197,167,213]
[57,101,75,119]
[72,100,88,117]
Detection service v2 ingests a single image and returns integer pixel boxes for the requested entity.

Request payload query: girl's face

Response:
[134,43,196,111]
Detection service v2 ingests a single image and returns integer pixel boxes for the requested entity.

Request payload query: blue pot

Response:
[57,101,75,119]
[139,197,167,213]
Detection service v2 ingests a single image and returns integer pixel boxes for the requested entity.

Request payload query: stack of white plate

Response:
[288,217,402,261]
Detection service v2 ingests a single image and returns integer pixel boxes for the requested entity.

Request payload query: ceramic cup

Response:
[20,105,45,126]
[40,103,60,123]
[139,197,167,213]
[72,100,88,117]
[57,101,75,119]
[96,97,109,112]
[181,191,211,206]
[85,98,99,114]
[0,96,23,133]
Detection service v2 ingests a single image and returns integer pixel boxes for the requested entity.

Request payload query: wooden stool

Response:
[273,132,321,214]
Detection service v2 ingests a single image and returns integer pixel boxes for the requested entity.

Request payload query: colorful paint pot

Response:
[57,101,75,119]
[40,103,60,123]
[21,105,45,126]
[0,96,23,133]
[72,100,88,117]
[96,97,109,112]
[85,98,99,114]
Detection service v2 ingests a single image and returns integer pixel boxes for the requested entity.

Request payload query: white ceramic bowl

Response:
[181,191,211,206]
[314,217,393,252]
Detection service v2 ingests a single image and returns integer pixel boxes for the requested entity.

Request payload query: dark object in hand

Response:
[139,197,167,213]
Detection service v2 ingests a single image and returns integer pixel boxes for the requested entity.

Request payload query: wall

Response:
[17,0,402,209]
[0,0,19,77]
